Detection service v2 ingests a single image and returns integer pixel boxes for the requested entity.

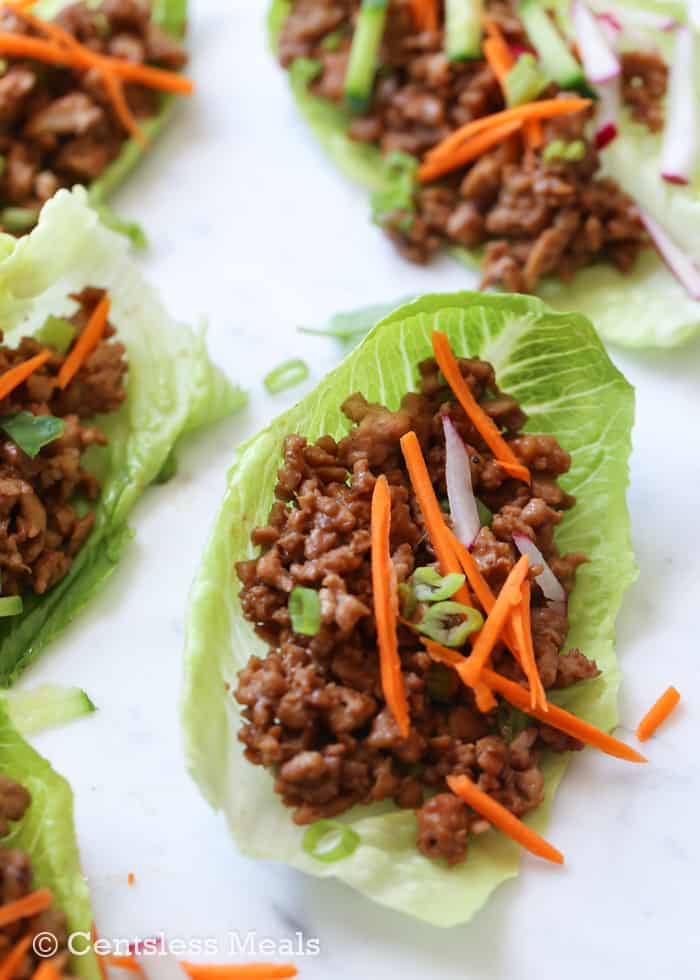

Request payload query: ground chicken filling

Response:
[0,0,186,231]
[235,354,598,866]
[0,287,126,597]
[0,775,69,976]
[278,0,669,292]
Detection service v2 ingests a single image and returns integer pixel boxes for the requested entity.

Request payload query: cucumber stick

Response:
[6,684,96,736]
[518,0,587,91]
[345,0,389,114]
[445,0,484,62]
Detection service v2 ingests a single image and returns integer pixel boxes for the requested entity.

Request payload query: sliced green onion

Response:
[0,60,7,76]
[0,208,38,233]
[345,0,389,114]
[477,499,492,527]
[426,663,457,703]
[0,156,5,179]
[504,53,550,107]
[35,315,76,354]
[0,596,22,617]
[417,601,483,647]
[92,12,110,37]
[563,139,586,161]
[0,413,65,458]
[289,586,321,636]
[264,358,309,395]
[302,819,360,863]
[445,0,483,62]
[321,29,345,51]
[412,566,466,603]
[543,138,587,163]
[398,582,417,618]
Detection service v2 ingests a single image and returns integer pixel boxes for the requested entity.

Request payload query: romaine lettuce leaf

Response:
[0,188,245,684]
[182,291,636,926]
[0,699,100,980]
[270,0,700,348]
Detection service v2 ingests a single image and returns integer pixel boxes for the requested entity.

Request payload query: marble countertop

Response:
[21,1,700,977]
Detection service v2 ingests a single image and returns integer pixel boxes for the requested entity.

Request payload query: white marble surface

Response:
[19,1,700,977]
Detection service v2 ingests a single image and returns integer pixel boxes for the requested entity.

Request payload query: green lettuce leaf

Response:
[0,188,245,684]
[0,699,100,980]
[182,291,636,927]
[270,0,700,348]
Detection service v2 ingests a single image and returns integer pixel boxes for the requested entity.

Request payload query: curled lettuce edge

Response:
[182,291,636,927]
[269,0,700,349]
[0,698,100,980]
[0,187,245,685]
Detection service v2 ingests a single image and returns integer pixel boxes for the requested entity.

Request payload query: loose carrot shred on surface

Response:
[127,872,135,886]
[58,293,110,389]
[30,961,61,980]
[0,349,51,402]
[636,686,681,742]
[105,956,139,974]
[0,934,33,980]
[0,887,52,928]
[431,331,531,483]
[371,474,411,738]
[447,773,564,864]
[182,965,298,980]
[423,98,591,165]
[458,555,529,697]
[409,0,438,32]
[418,118,524,183]
[424,639,647,763]
[510,580,547,711]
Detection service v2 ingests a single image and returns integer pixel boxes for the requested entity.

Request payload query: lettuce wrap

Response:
[0,696,101,980]
[269,0,700,349]
[182,291,636,926]
[0,187,245,685]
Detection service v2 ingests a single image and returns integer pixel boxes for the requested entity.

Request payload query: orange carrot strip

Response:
[371,474,410,737]
[0,887,53,927]
[525,117,544,149]
[0,350,51,401]
[636,686,681,742]
[424,640,647,762]
[510,581,547,711]
[447,773,564,863]
[409,0,438,32]
[0,935,33,980]
[424,98,591,164]
[418,118,523,183]
[105,956,140,974]
[459,555,529,691]
[182,966,298,980]
[482,28,542,150]
[431,331,530,482]
[57,293,110,389]
[30,961,61,980]
[101,69,146,144]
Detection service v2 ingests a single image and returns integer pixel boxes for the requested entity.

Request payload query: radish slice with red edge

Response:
[594,77,620,149]
[443,416,480,549]
[639,209,700,299]
[595,12,622,47]
[596,5,677,32]
[512,532,567,613]
[572,0,621,83]
[660,26,698,186]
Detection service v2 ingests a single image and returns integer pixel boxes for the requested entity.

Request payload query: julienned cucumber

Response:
[518,0,588,92]
[6,684,96,736]
[344,0,389,113]
[445,0,483,62]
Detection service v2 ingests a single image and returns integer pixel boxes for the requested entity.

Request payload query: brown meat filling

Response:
[278,0,664,291]
[235,355,598,866]
[0,0,186,228]
[0,287,126,597]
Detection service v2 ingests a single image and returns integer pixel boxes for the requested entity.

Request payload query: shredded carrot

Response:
[30,962,61,980]
[424,98,591,165]
[127,872,135,886]
[57,293,110,389]
[182,966,298,980]
[418,118,523,183]
[482,24,542,150]
[636,686,681,742]
[409,0,438,32]
[431,331,530,483]
[0,349,51,402]
[105,957,139,974]
[0,935,33,980]
[447,773,563,863]
[92,924,108,980]
[0,888,52,928]
[458,555,529,703]
[510,580,547,711]
[371,474,410,737]
[424,640,647,762]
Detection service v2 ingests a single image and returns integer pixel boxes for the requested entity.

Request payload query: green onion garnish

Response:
[425,662,457,703]
[417,600,483,647]
[0,208,38,233]
[0,596,22,617]
[543,139,587,163]
[398,582,417,618]
[264,358,309,395]
[412,566,466,603]
[35,315,76,354]
[477,499,492,527]
[504,53,549,107]
[302,819,360,863]
[289,586,321,636]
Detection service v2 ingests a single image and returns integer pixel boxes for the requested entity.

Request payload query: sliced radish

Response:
[512,532,567,613]
[594,77,620,149]
[572,0,621,83]
[595,11,622,47]
[443,416,480,549]
[660,26,699,186]
[638,208,700,300]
